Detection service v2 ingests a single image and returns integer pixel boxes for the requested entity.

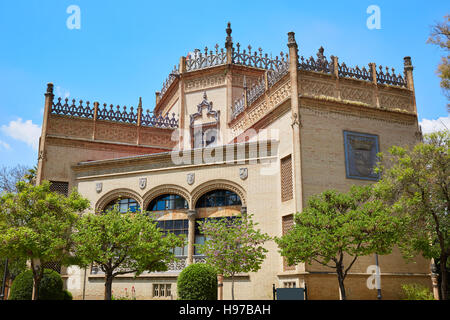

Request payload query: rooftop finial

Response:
[138,97,142,109]
[46,83,54,95]
[287,31,297,48]
[225,22,233,49]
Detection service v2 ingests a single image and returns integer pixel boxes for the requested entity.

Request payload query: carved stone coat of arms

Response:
[187,173,195,185]
[139,177,147,190]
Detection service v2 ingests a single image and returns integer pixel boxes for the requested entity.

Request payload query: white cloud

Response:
[0,140,10,150]
[55,86,70,99]
[419,116,450,134]
[1,118,41,150]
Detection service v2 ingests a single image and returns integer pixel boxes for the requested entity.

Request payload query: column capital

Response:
[45,83,54,96]
[188,209,197,219]
[287,31,297,49]
[404,56,413,71]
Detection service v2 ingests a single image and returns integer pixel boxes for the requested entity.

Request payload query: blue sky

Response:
[0,0,448,168]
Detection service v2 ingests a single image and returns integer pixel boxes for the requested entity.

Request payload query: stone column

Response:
[332,56,341,100]
[92,102,99,141]
[136,97,143,145]
[369,62,380,109]
[287,32,303,213]
[404,56,417,114]
[179,56,188,150]
[187,209,197,265]
[225,22,233,64]
[36,83,54,185]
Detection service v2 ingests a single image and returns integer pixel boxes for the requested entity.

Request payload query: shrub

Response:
[401,283,434,300]
[39,269,64,300]
[8,269,33,300]
[177,263,217,300]
[9,269,65,300]
[63,290,73,300]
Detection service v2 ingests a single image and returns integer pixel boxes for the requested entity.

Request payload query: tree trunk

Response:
[104,274,114,300]
[231,274,235,300]
[440,254,448,300]
[30,259,43,300]
[336,267,346,300]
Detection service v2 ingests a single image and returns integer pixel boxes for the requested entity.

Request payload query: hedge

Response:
[9,269,68,300]
[177,263,217,300]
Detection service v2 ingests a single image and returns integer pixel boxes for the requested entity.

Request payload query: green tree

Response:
[427,15,450,111]
[276,186,402,300]
[374,131,450,299]
[197,214,271,300]
[71,206,185,300]
[0,181,90,300]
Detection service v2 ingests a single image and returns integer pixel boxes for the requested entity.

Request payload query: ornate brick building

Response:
[37,23,431,300]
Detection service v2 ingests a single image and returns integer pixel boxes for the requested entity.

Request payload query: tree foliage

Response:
[427,15,450,110]
[0,180,90,299]
[276,185,402,300]
[71,206,185,300]
[197,214,271,300]
[374,131,450,299]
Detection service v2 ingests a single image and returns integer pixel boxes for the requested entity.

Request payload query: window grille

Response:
[280,155,293,202]
[42,261,62,274]
[282,214,295,271]
[49,181,69,197]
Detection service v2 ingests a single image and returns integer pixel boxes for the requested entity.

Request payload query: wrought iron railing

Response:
[298,47,407,87]
[232,44,289,71]
[159,65,180,99]
[97,104,139,124]
[186,46,227,72]
[51,97,179,129]
[51,98,95,119]
[337,62,372,81]
[232,59,290,119]
[376,65,407,87]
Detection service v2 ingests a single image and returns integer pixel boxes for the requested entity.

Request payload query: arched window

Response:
[105,198,140,213]
[195,189,241,208]
[157,219,189,256]
[147,194,188,211]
